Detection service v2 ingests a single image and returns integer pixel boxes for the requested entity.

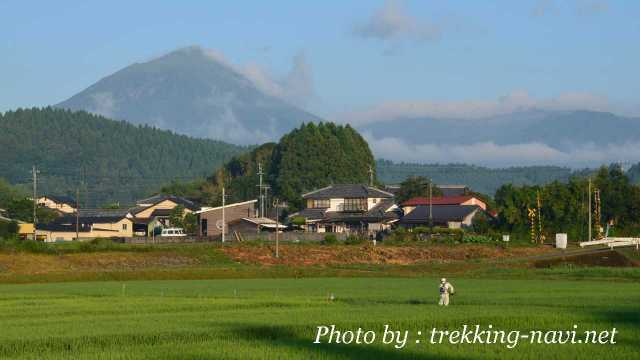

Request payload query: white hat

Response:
[441,278,446,283]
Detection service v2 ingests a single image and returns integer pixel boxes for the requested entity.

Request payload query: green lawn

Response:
[0,277,637,359]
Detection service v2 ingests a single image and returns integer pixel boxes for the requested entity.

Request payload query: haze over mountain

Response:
[57,46,320,145]
[355,109,640,168]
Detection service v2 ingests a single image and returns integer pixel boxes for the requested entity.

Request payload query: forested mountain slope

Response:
[0,108,247,206]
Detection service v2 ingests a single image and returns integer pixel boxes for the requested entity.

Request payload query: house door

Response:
[201,219,208,236]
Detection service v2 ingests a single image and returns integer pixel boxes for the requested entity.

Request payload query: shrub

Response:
[290,216,306,227]
[0,220,19,238]
[461,234,496,244]
[321,234,338,245]
[344,235,365,245]
[429,227,464,243]
[0,238,57,254]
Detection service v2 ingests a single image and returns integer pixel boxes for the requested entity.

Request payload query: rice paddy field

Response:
[0,277,638,359]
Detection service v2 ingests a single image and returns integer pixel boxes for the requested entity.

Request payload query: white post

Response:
[222,186,226,243]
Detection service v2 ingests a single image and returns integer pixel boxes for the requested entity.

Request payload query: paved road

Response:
[492,245,620,264]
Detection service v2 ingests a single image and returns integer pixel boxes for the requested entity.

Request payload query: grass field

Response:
[0,277,638,359]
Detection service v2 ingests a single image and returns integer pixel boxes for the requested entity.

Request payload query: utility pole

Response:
[272,199,287,258]
[588,178,592,242]
[257,163,264,218]
[256,162,270,218]
[75,188,80,241]
[31,165,39,240]
[221,186,226,243]
[264,187,270,217]
[536,191,543,244]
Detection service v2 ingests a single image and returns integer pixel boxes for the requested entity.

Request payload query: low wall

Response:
[122,232,352,244]
[237,232,348,242]
[124,236,214,244]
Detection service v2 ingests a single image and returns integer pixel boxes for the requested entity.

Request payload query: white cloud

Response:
[364,132,640,167]
[202,48,314,107]
[339,90,613,125]
[353,0,440,42]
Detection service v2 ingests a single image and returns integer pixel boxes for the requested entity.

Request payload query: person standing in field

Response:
[438,278,455,306]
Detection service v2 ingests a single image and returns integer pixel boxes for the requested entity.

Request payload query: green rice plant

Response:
[0,277,636,359]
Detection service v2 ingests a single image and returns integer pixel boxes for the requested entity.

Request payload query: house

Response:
[36,208,133,242]
[37,195,76,214]
[0,213,34,240]
[399,204,483,229]
[288,184,399,234]
[196,200,257,237]
[129,195,200,236]
[401,195,487,212]
[228,217,287,236]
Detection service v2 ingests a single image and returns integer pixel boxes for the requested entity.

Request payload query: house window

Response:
[311,199,330,208]
[343,198,366,211]
[122,223,128,230]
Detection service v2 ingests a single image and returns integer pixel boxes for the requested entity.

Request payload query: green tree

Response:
[183,213,198,235]
[394,176,443,204]
[172,123,378,211]
[169,205,185,228]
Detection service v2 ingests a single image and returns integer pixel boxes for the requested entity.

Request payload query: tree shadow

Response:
[230,325,466,360]
[587,309,640,349]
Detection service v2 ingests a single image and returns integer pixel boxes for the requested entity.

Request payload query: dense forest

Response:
[0,108,247,206]
[492,165,640,241]
[162,122,376,211]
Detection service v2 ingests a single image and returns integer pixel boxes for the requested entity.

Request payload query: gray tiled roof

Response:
[52,208,131,225]
[43,195,76,206]
[288,208,327,221]
[400,205,480,224]
[77,208,131,217]
[135,194,199,211]
[37,223,92,232]
[302,184,394,199]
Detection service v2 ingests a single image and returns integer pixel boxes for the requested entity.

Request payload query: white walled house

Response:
[288,184,399,234]
[37,195,76,214]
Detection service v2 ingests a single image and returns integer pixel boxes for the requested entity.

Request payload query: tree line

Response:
[492,165,640,241]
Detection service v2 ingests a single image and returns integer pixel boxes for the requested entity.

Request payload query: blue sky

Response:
[1,0,639,119]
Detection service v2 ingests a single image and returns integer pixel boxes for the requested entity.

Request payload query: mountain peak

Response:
[56,47,321,145]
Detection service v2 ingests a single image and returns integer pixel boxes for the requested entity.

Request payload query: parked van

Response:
[160,228,187,237]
